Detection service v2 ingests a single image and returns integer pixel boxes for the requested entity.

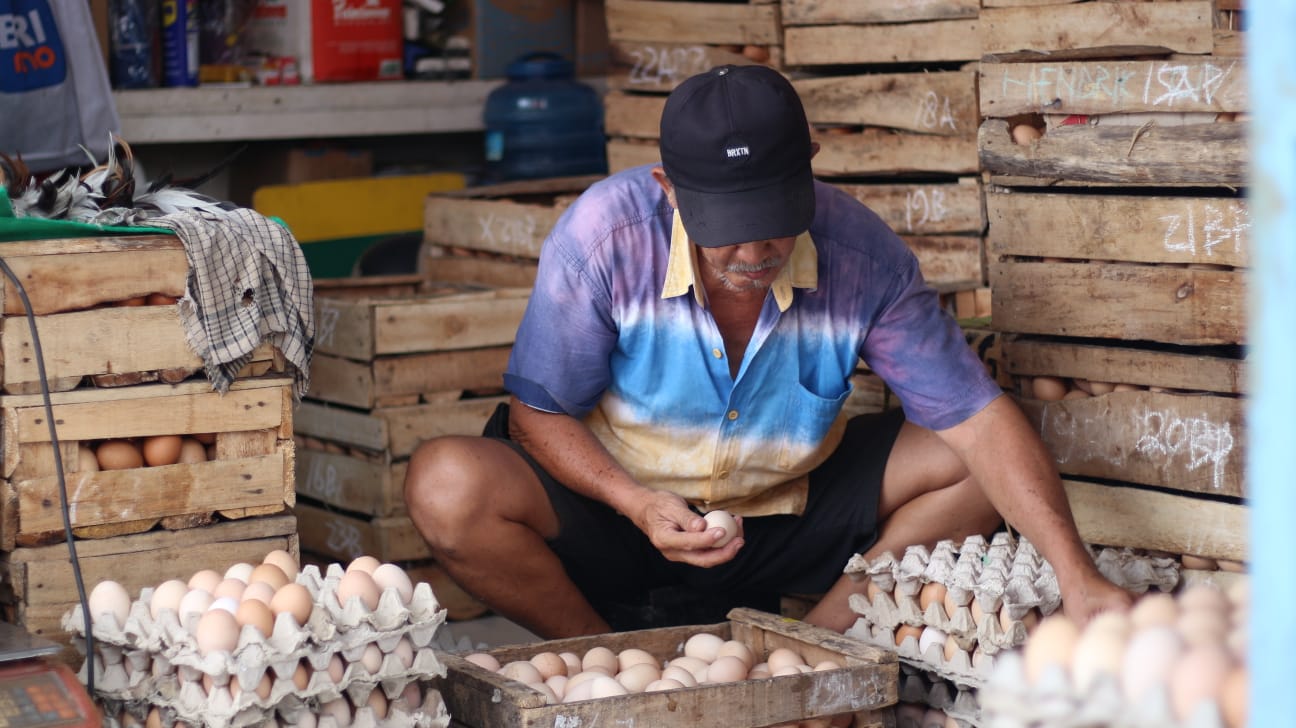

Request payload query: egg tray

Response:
[100,684,451,728]
[977,651,1229,728]
[898,670,982,728]
[845,618,992,690]
[846,590,1034,656]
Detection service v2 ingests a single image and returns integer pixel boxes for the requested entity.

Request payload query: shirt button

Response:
[727,410,739,420]
[712,348,724,359]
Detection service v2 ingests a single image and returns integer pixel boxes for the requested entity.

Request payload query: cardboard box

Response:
[229,145,374,206]
[243,0,403,83]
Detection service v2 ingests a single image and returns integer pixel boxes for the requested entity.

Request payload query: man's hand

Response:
[627,490,744,567]
[1060,571,1135,624]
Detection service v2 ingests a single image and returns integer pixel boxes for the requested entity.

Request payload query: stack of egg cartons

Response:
[61,552,450,728]
[845,533,1181,727]
[978,580,1248,728]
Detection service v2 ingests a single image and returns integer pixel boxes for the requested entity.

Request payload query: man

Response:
[404,65,1132,639]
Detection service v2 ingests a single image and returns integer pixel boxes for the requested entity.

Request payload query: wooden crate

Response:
[987,191,1247,344]
[423,176,603,260]
[608,42,779,95]
[0,235,281,393]
[605,0,783,86]
[436,607,898,728]
[782,0,977,27]
[0,377,295,550]
[294,500,431,564]
[0,514,298,665]
[309,284,526,409]
[1004,337,1244,498]
[606,138,661,174]
[979,2,1214,62]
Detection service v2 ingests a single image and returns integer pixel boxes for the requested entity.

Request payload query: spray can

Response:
[161,0,200,86]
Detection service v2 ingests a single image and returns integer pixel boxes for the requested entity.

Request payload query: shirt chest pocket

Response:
[777,379,851,470]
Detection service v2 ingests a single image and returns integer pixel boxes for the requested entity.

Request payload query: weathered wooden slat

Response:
[781,0,977,26]
[837,179,984,236]
[813,130,979,176]
[1000,337,1245,395]
[419,253,539,287]
[795,71,978,137]
[296,447,406,517]
[608,42,766,94]
[980,3,1214,60]
[602,91,667,139]
[294,501,432,563]
[1064,479,1246,562]
[1021,392,1243,497]
[306,348,512,409]
[424,183,589,258]
[0,246,187,316]
[784,20,981,66]
[986,191,1249,268]
[980,58,1247,117]
[978,118,1247,187]
[313,288,529,359]
[606,138,661,173]
[605,0,781,45]
[902,235,983,286]
[991,261,1245,345]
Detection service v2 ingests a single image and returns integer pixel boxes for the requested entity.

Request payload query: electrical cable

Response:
[0,256,95,695]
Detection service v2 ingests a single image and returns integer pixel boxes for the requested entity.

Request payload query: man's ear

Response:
[650,166,678,208]
[810,141,821,159]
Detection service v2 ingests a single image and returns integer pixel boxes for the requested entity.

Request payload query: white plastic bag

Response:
[0,0,121,172]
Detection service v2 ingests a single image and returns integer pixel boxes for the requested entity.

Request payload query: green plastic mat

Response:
[0,188,166,242]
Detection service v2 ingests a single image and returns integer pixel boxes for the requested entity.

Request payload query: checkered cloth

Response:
[142,208,314,400]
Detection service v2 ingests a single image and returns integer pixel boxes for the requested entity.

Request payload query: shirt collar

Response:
[660,209,818,312]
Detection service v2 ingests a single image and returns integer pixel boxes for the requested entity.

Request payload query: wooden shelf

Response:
[114,80,504,144]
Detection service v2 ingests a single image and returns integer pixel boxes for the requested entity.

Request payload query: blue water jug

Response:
[483,53,608,182]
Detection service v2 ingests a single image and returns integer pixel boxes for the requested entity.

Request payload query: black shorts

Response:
[482,403,905,627]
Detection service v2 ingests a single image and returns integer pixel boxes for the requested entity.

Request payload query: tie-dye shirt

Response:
[504,165,1002,517]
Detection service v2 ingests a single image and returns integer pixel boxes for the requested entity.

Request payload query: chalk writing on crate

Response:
[997,60,1240,110]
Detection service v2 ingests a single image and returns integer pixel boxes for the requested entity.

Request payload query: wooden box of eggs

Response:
[0,376,296,550]
[842,534,1181,689]
[0,234,282,394]
[436,607,898,728]
[0,514,298,666]
[62,553,450,728]
[780,0,979,68]
[423,176,602,262]
[308,281,529,410]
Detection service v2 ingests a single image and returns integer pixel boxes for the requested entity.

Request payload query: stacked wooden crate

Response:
[602,0,784,172]
[0,234,297,662]
[977,1,1249,589]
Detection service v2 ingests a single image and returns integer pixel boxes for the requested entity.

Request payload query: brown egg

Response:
[141,435,183,466]
[269,583,313,626]
[582,646,619,674]
[147,292,180,306]
[78,446,100,473]
[261,549,300,580]
[919,582,947,612]
[741,45,770,63]
[212,578,246,601]
[292,661,310,690]
[464,653,501,672]
[1131,591,1179,629]
[1023,614,1080,684]
[1169,645,1233,721]
[558,652,582,676]
[249,563,290,590]
[365,689,389,719]
[347,555,381,574]
[715,640,755,669]
[704,655,748,683]
[188,569,222,593]
[96,440,143,470]
[146,708,162,728]
[1220,666,1247,728]
[1181,554,1219,570]
[617,648,658,672]
[1011,123,1043,145]
[683,632,724,662]
[119,295,148,306]
[766,647,806,672]
[1031,376,1067,401]
[192,432,217,445]
[530,652,568,680]
[234,598,275,638]
[1063,389,1092,400]
[178,438,207,464]
[336,570,381,611]
[241,581,276,606]
[894,624,923,648]
[616,662,660,692]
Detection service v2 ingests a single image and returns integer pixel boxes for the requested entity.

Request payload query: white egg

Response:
[371,563,414,604]
[88,580,132,628]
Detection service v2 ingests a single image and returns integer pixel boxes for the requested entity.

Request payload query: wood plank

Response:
[987,192,1249,268]
[781,0,977,26]
[294,400,392,452]
[980,58,1247,117]
[977,118,1247,187]
[902,235,983,286]
[424,197,569,260]
[0,248,187,315]
[15,453,288,535]
[378,397,505,456]
[7,525,296,607]
[794,71,978,138]
[1020,392,1244,497]
[372,289,529,356]
[609,42,765,94]
[297,447,405,517]
[294,501,432,563]
[784,21,981,66]
[4,512,297,562]
[605,0,781,45]
[311,274,427,300]
[603,91,667,139]
[1063,479,1246,562]
[0,375,288,409]
[990,261,1245,345]
[1213,29,1245,59]
[420,253,538,287]
[307,348,512,410]
[1000,338,1245,395]
[836,180,984,236]
[980,3,1214,60]
[2,306,200,387]
[7,385,286,445]
[812,130,979,176]
[606,138,661,173]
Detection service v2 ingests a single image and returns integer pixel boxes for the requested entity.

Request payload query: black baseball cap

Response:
[659,64,815,248]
